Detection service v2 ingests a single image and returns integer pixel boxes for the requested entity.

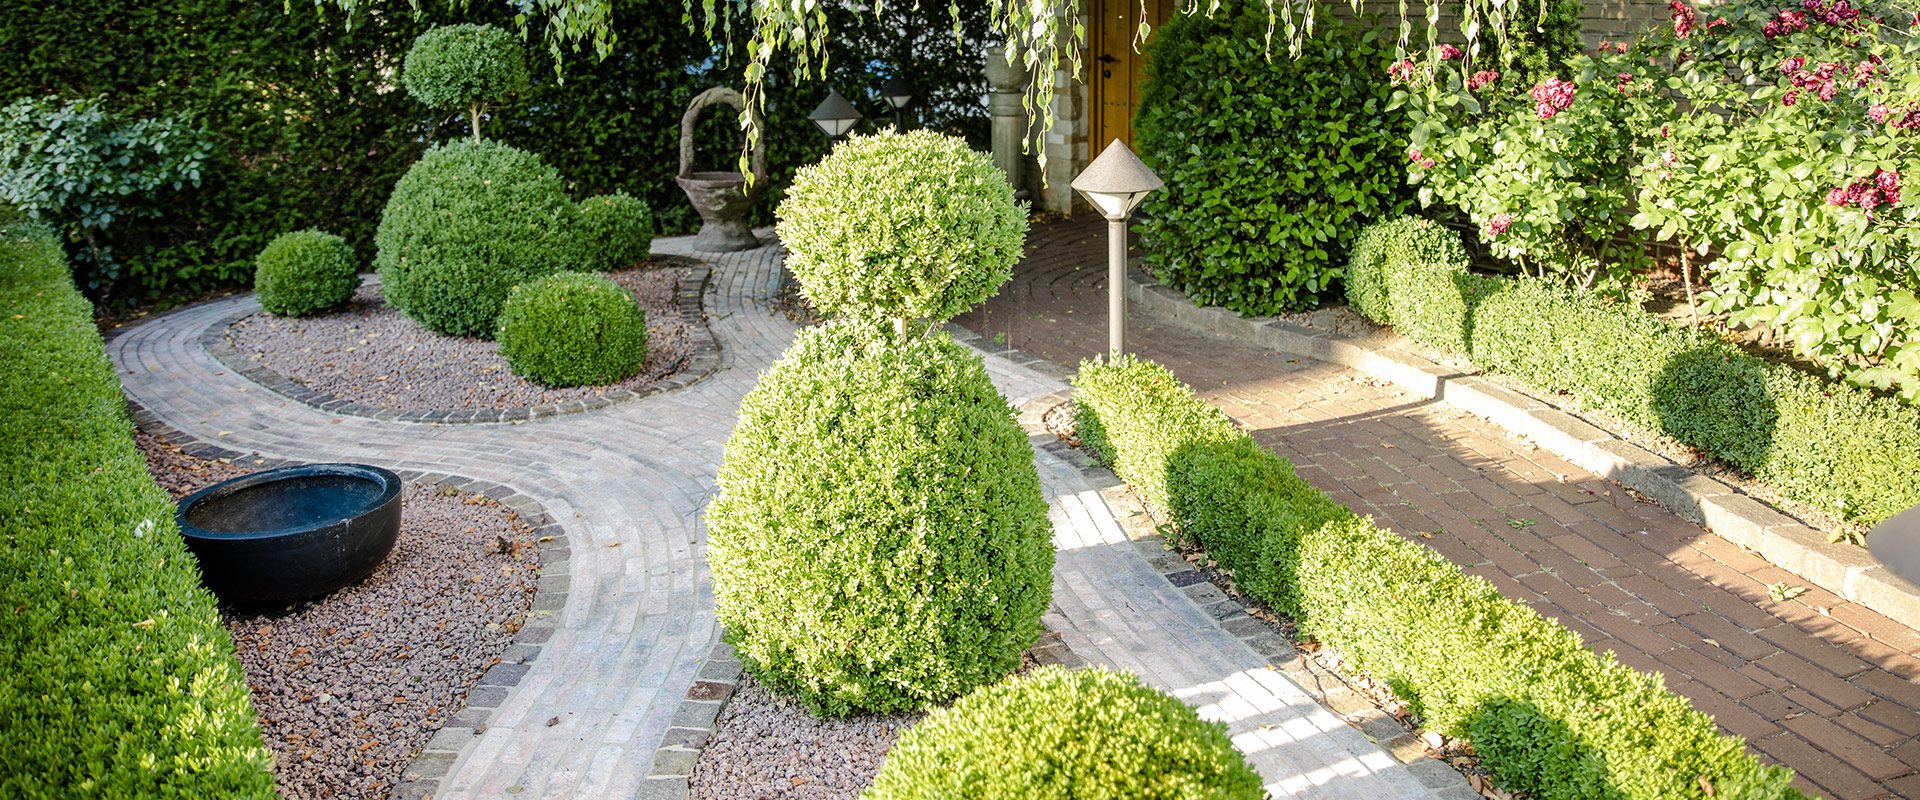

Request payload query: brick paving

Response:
[956,215,1920,800]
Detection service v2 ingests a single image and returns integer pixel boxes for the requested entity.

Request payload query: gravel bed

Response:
[689,675,923,800]
[136,432,541,800]
[227,262,692,413]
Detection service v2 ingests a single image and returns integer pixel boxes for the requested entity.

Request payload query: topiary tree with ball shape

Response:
[402,24,529,141]
[706,130,1046,717]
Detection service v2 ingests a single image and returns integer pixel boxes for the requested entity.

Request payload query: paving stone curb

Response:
[1124,271,1920,638]
[196,262,722,425]
[122,403,572,800]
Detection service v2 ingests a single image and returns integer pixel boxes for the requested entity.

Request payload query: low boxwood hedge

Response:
[0,225,275,797]
[1345,216,1920,527]
[1071,355,1803,800]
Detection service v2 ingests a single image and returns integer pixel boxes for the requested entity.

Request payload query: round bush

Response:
[254,229,359,317]
[1135,12,1410,316]
[401,24,529,113]
[704,321,1053,717]
[374,140,581,337]
[577,193,656,271]
[1343,216,1471,327]
[496,271,648,388]
[863,666,1264,800]
[775,129,1027,323]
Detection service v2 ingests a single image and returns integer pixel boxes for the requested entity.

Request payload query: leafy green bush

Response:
[1071,356,1803,800]
[776,130,1027,324]
[577,193,655,271]
[1070,353,1241,509]
[374,139,580,338]
[1134,10,1410,316]
[495,271,648,387]
[1492,0,1586,88]
[403,24,529,139]
[254,229,359,317]
[1342,215,1470,335]
[1344,217,1920,526]
[0,225,275,797]
[0,96,209,300]
[863,666,1263,800]
[704,321,1053,716]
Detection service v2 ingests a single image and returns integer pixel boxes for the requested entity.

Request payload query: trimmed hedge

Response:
[255,229,359,318]
[705,321,1054,717]
[577,193,656,272]
[0,225,274,796]
[863,666,1264,799]
[401,24,528,118]
[1071,355,1802,800]
[496,271,648,388]
[1345,217,1920,526]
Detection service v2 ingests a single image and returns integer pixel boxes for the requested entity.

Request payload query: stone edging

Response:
[122,399,572,800]
[1124,271,1920,634]
[200,262,723,425]
[638,640,740,800]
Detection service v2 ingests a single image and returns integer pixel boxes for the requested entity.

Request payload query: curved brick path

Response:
[112,232,1461,799]
[956,215,1920,800]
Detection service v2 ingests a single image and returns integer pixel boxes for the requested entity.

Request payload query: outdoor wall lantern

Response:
[881,74,916,130]
[809,88,863,139]
[1071,139,1163,357]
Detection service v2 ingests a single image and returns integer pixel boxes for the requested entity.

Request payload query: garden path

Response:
[110,232,1451,799]
[955,214,1920,800]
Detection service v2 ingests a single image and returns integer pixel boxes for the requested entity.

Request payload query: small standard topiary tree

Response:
[775,129,1027,331]
[402,24,530,141]
[864,666,1265,800]
[254,229,360,317]
[374,139,581,338]
[704,320,1054,717]
[577,192,656,271]
[496,271,648,388]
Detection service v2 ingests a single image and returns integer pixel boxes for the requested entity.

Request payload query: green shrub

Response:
[1493,0,1586,88]
[704,321,1053,716]
[576,193,655,271]
[374,139,580,338]
[1071,356,1803,800]
[1135,11,1410,316]
[1070,355,1241,510]
[1343,217,1920,526]
[776,130,1027,324]
[1342,215,1470,334]
[254,229,359,317]
[495,271,648,388]
[0,225,275,797]
[402,24,529,139]
[863,666,1263,800]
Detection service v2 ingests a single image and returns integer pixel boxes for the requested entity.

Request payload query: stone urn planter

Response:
[676,87,768,252]
[176,463,403,606]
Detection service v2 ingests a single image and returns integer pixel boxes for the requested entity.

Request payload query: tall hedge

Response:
[1136,9,1411,316]
[0,224,274,797]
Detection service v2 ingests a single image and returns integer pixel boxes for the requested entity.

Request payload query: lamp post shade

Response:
[1072,139,1164,221]
[882,75,916,110]
[810,88,863,138]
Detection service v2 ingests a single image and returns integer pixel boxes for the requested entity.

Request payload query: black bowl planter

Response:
[176,463,403,606]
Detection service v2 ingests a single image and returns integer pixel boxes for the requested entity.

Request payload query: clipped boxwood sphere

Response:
[1343,215,1470,327]
[776,130,1027,323]
[401,24,529,111]
[495,271,648,388]
[864,666,1264,800]
[577,193,656,271]
[374,140,580,337]
[705,321,1053,717]
[254,229,359,317]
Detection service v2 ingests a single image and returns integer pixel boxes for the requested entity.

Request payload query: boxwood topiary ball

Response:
[374,139,580,338]
[401,24,529,112]
[775,130,1027,324]
[704,320,1054,717]
[577,192,655,271]
[864,666,1264,800]
[495,271,647,388]
[254,229,359,318]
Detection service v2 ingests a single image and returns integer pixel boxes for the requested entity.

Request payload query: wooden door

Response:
[1089,0,1171,151]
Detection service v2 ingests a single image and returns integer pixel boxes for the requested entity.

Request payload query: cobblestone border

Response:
[1124,272,1920,638]
[197,262,721,425]
[123,401,572,800]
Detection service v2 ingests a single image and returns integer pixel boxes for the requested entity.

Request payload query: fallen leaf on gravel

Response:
[546,716,560,727]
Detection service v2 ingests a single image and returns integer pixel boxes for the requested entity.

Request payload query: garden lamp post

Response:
[809,89,863,139]
[881,74,915,130]
[1072,139,1162,358]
